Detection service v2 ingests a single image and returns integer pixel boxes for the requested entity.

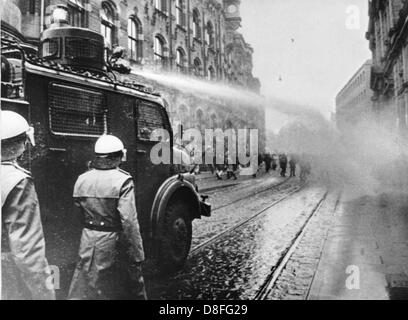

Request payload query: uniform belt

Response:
[84,223,121,233]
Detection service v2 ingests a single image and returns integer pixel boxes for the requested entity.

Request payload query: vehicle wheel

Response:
[157,200,192,273]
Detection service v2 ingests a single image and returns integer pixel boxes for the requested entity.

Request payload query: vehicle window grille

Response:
[8,59,23,83]
[137,101,167,140]
[65,37,103,60]
[42,38,60,59]
[49,83,108,137]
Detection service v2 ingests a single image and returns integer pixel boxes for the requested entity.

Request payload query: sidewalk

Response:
[308,189,408,300]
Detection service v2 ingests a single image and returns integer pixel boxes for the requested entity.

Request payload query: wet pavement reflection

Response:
[146,185,326,300]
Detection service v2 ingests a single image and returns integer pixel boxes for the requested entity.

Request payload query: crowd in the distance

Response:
[173,142,312,182]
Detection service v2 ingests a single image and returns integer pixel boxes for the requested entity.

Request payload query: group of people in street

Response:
[165,135,315,185]
[251,152,304,179]
[172,136,313,183]
[273,153,298,178]
[1,111,146,300]
[214,151,238,181]
[206,151,311,182]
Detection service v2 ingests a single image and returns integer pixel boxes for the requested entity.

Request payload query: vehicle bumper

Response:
[200,199,211,217]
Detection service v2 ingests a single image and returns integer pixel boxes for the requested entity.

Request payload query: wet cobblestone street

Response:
[192,172,295,248]
[146,174,330,300]
[267,191,341,299]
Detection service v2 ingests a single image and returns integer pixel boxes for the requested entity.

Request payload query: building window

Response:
[210,113,217,128]
[178,105,189,128]
[196,108,204,129]
[100,2,115,47]
[176,48,186,73]
[207,66,215,81]
[193,9,201,40]
[29,0,36,14]
[176,0,186,27]
[128,18,142,62]
[68,0,86,27]
[155,0,167,12]
[194,58,202,77]
[154,35,166,68]
[206,21,215,47]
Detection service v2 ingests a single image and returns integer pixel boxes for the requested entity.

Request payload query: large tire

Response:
[157,200,192,273]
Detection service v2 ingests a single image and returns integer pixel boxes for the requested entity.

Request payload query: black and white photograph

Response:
[1,0,408,306]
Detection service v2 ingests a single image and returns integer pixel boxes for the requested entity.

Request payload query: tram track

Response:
[210,177,292,211]
[203,175,288,196]
[190,182,306,257]
[254,190,337,300]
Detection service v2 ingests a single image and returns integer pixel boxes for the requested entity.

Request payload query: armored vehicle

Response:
[1,9,210,296]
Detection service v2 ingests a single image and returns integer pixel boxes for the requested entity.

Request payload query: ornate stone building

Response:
[335,60,374,131]
[366,0,408,134]
[1,0,264,150]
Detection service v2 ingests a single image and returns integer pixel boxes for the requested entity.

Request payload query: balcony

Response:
[370,65,384,91]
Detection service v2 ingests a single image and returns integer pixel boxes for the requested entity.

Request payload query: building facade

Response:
[1,0,264,150]
[335,60,373,131]
[366,0,408,134]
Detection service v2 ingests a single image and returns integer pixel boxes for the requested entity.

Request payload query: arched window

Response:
[193,9,201,39]
[196,109,204,128]
[100,2,115,47]
[206,21,215,47]
[176,0,185,27]
[68,0,86,27]
[225,119,233,129]
[176,48,186,73]
[154,35,166,68]
[155,0,167,12]
[207,66,215,81]
[210,113,217,128]
[128,18,142,62]
[194,57,202,77]
[178,105,189,128]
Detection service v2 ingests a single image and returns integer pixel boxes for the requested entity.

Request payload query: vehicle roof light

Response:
[51,5,70,26]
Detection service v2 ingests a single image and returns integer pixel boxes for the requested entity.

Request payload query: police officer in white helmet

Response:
[68,134,146,300]
[1,110,55,300]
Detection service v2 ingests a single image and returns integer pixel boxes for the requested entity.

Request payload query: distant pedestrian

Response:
[215,165,224,180]
[264,152,272,173]
[279,154,288,177]
[300,157,311,182]
[271,154,278,171]
[226,152,238,180]
[215,150,225,180]
[205,147,215,174]
[253,154,264,178]
[190,147,201,175]
[289,156,297,177]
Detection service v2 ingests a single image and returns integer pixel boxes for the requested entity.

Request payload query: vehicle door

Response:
[133,99,173,234]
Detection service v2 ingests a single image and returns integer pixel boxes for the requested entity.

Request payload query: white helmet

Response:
[1,110,35,146]
[94,134,125,155]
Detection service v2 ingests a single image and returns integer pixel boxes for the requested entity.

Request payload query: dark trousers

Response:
[290,166,296,177]
[280,165,287,177]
